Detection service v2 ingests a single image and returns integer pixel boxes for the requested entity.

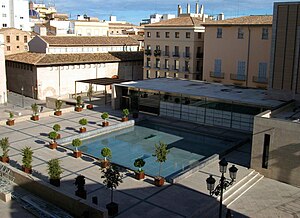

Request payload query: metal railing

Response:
[210,71,224,79]
[172,52,180,58]
[144,49,151,56]
[154,50,161,56]
[253,76,268,84]
[230,74,246,81]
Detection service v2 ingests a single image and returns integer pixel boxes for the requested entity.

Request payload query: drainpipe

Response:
[246,27,251,87]
[58,65,61,96]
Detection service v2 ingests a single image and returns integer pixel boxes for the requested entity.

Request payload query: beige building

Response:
[0,34,7,104]
[0,28,32,55]
[202,16,272,89]
[143,16,205,80]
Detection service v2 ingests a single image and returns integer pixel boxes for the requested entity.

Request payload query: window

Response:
[2,23,7,27]
[238,28,244,39]
[196,61,200,71]
[146,70,150,79]
[16,46,19,49]
[185,47,190,57]
[146,45,151,50]
[146,57,151,67]
[2,13,6,17]
[6,36,10,43]
[24,36,27,43]
[164,46,169,56]
[155,45,160,50]
[174,60,179,70]
[20,16,23,19]
[156,32,160,38]
[262,28,268,40]
[7,46,10,51]
[262,134,270,169]
[175,32,179,38]
[258,63,267,78]
[184,74,189,79]
[237,61,246,80]
[214,59,222,74]
[16,36,19,41]
[174,46,179,57]
[165,59,169,69]
[186,32,190,38]
[2,5,5,8]
[185,61,190,71]
[147,32,151,37]
[155,71,159,78]
[165,32,170,38]
[198,32,202,39]
[156,59,160,68]
[217,28,222,38]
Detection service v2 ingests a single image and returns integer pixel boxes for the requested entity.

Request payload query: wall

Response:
[0,34,7,103]
[73,21,109,36]
[28,36,48,53]
[1,28,31,55]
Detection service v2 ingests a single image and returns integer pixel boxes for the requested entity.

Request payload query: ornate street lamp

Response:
[206,158,238,218]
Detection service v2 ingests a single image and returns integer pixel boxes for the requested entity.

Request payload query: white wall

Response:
[0,34,7,103]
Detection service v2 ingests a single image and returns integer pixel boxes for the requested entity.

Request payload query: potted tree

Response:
[47,158,63,187]
[134,158,145,180]
[31,103,39,121]
[86,84,93,110]
[79,118,88,133]
[121,109,130,122]
[100,147,111,168]
[152,142,170,187]
[48,131,58,149]
[6,112,15,126]
[0,137,10,163]
[74,175,86,199]
[53,124,61,139]
[21,146,33,174]
[101,165,123,216]
[101,112,109,127]
[75,96,83,112]
[54,100,63,116]
[72,138,82,158]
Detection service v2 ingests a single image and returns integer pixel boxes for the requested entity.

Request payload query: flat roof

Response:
[76,77,129,85]
[117,78,286,108]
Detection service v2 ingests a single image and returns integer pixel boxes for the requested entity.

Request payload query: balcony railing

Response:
[154,50,161,56]
[154,64,160,69]
[172,66,180,71]
[162,65,169,70]
[183,52,190,58]
[172,52,180,58]
[230,74,246,81]
[144,49,151,56]
[144,64,151,69]
[210,71,224,79]
[196,53,203,59]
[163,51,170,57]
[253,76,268,84]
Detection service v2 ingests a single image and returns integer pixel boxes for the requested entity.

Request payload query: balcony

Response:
[230,74,246,81]
[253,76,268,84]
[210,71,224,79]
[162,65,169,70]
[163,51,170,57]
[154,64,161,69]
[196,53,203,59]
[144,49,151,56]
[183,52,190,58]
[172,52,180,58]
[144,64,151,69]
[172,66,180,71]
[154,50,161,56]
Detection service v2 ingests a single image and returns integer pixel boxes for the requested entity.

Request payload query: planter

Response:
[133,112,139,118]
[79,127,86,133]
[102,121,109,127]
[0,156,9,163]
[154,176,165,187]
[56,134,61,139]
[49,142,57,149]
[31,115,39,121]
[101,160,110,168]
[87,104,93,110]
[6,120,15,126]
[75,107,83,112]
[135,171,145,180]
[54,111,62,116]
[121,117,129,122]
[22,166,32,174]
[50,178,60,187]
[74,150,82,158]
[75,189,87,199]
[106,202,118,216]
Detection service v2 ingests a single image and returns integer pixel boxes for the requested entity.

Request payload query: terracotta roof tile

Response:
[145,16,204,27]
[202,15,272,26]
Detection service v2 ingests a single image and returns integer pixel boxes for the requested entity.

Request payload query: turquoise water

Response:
[67,121,234,179]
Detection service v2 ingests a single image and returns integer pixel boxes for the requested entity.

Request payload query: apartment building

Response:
[69,19,109,36]
[0,34,7,104]
[0,28,32,55]
[29,0,57,20]
[202,15,272,89]
[0,0,30,31]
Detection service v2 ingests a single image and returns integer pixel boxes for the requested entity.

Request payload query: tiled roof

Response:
[145,16,204,27]
[40,36,139,46]
[5,51,143,66]
[202,15,272,26]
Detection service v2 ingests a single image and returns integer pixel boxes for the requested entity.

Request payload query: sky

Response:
[47,0,297,25]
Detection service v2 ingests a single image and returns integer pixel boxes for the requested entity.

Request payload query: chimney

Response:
[202,15,205,22]
[187,3,190,14]
[177,5,182,16]
[200,4,204,15]
[218,13,225,20]
[195,3,199,14]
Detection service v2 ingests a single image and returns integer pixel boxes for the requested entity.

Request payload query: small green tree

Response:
[101,112,109,122]
[101,147,112,161]
[101,165,123,204]
[31,103,39,115]
[153,142,170,177]
[76,96,83,108]
[79,118,88,127]
[55,100,63,112]
[0,137,9,158]
[53,124,61,132]
[122,109,130,118]
[87,84,93,102]
[21,146,33,169]
[49,131,58,142]
[9,112,14,120]
[47,158,63,180]
[134,158,145,172]
[72,138,82,152]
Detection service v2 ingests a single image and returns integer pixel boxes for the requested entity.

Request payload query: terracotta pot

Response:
[101,160,110,168]
[79,127,86,133]
[102,121,109,127]
[6,120,14,126]
[50,178,60,187]
[54,111,62,116]
[106,202,118,216]
[56,134,61,139]
[135,171,145,180]
[122,117,129,122]
[154,176,165,187]
[0,156,9,163]
[22,166,32,174]
[75,107,83,112]
[49,142,57,149]
[87,104,93,110]
[31,115,39,121]
[74,150,82,158]
[75,189,87,199]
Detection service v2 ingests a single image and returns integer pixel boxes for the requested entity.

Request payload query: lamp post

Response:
[206,158,238,218]
[21,86,24,108]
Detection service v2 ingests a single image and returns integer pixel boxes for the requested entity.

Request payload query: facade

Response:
[28,36,140,54]
[203,16,272,89]
[143,16,205,80]
[269,2,300,101]
[0,28,32,55]
[0,34,7,104]
[0,0,30,31]
[140,14,176,25]
[29,1,57,20]
[108,22,143,36]
[5,52,143,100]
[69,20,109,36]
